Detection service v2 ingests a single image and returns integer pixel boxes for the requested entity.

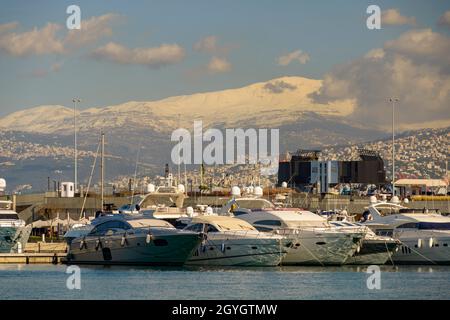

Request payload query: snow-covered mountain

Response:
[0,76,356,134]
[0,76,387,192]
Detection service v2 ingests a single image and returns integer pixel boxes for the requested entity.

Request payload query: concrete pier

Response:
[0,253,66,264]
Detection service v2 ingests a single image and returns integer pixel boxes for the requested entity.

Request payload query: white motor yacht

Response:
[222,197,365,265]
[66,214,202,266]
[361,197,450,265]
[184,215,291,266]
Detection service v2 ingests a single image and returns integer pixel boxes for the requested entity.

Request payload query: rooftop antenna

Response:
[73,98,81,194]
[389,97,399,197]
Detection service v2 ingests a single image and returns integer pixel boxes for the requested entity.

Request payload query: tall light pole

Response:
[389,98,399,196]
[73,98,81,194]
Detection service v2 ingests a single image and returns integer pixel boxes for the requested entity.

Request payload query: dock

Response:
[0,242,67,264]
[0,252,67,264]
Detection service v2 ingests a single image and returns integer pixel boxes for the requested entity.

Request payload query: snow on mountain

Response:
[0,76,355,134]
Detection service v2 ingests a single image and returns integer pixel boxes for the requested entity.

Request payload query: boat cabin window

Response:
[376,229,393,237]
[206,224,219,233]
[0,213,19,220]
[254,226,275,232]
[89,220,131,236]
[253,220,282,227]
[397,223,418,229]
[417,222,450,230]
[185,223,204,232]
[232,210,248,216]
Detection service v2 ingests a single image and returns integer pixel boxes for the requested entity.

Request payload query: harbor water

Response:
[0,265,449,300]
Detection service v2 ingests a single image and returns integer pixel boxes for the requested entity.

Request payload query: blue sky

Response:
[0,0,449,117]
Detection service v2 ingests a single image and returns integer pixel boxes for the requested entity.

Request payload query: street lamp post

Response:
[73,98,81,194]
[389,98,399,196]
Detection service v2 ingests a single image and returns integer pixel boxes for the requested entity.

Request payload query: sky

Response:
[0,0,449,126]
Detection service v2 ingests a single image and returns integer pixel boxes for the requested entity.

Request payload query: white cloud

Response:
[92,42,185,67]
[381,9,417,26]
[0,22,18,34]
[0,14,121,57]
[65,13,121,47]
[364,48,385,60]
[385,28,450,64]
[194,35,218,53]
[0,22,64,56]
[438,10,450,27]
[277,50,310,66]
[207,56,231,73]
[311,29,450,128]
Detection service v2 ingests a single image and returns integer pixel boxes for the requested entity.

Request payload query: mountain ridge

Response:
[0,76,355,134]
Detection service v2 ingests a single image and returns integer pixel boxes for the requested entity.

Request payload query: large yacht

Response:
[360,197,450,264]
[0,200,31,253]
[65,214,202,266]
[222,197,366,265]
[183,215,291,266]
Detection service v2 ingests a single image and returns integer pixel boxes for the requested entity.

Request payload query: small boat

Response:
[0,200,31,253]
[65,214,202,266]
[184,215,290,266]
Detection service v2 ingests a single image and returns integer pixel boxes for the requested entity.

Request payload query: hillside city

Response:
[1,126,448,193]
[111,127,449,191]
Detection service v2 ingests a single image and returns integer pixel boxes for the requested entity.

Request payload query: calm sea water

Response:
[0,264,449,300]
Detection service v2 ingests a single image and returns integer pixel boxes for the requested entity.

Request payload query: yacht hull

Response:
[345,239,399,265]
[66,233,201,266]
[392,235,450,265]
[278,229,363,266]
[187,236,289,267]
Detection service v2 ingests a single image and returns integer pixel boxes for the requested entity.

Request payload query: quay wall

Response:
[4,193,450,222]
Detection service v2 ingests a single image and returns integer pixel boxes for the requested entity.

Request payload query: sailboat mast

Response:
[101,132,105,211]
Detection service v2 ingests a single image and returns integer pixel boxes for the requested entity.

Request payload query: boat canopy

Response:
[192,215,256,231]
[127,219,174,229]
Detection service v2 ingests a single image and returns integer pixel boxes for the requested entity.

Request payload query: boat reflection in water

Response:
[65,214,202,266]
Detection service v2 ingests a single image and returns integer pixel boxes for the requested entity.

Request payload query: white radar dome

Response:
[147,184,156,193]
[254,186,263,197]
[231,186,241,197]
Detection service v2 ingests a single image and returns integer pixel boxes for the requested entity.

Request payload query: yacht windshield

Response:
[0,213,19,220]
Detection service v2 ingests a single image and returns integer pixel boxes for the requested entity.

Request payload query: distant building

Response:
[277,149,386,192]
